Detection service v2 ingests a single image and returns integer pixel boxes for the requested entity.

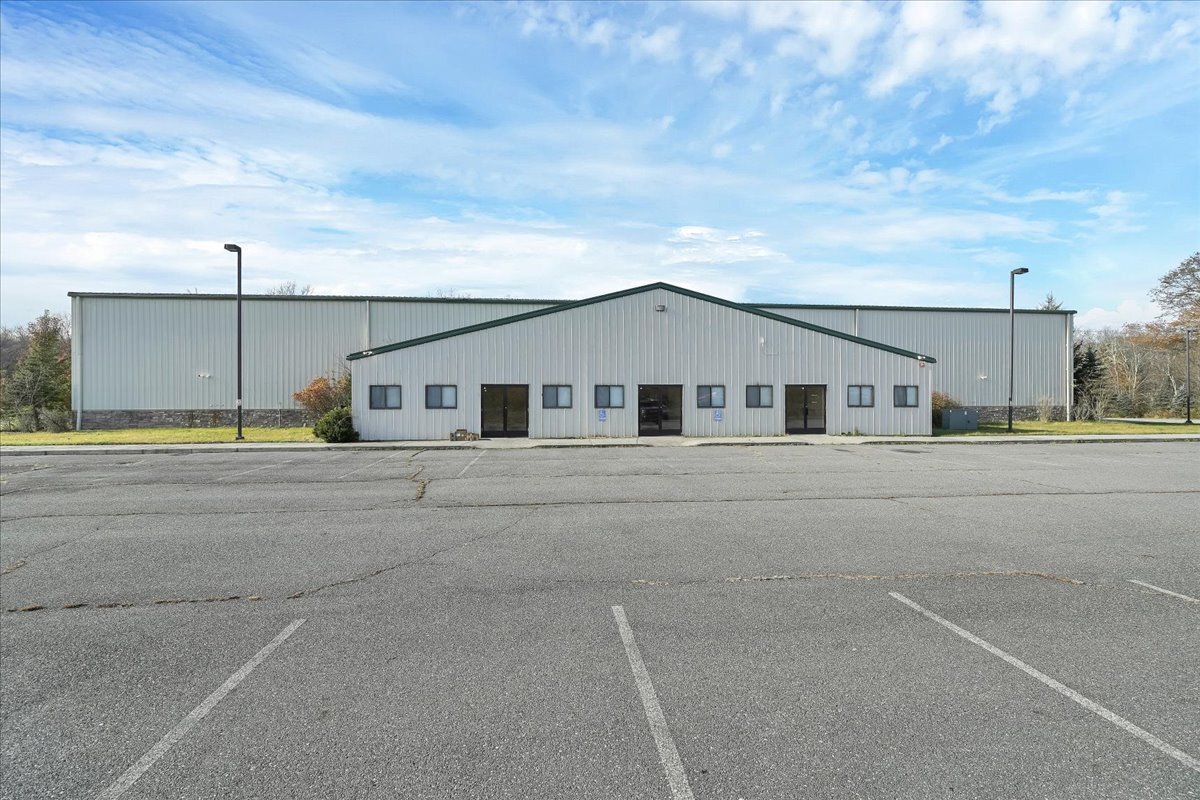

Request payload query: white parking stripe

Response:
[336,452,403,480]
[456,452,485,478]
[94,619,306,800]
[890,592,1200,774]
[216,458,296,481]
[1127,579,1199,603]
[611,606,695,800]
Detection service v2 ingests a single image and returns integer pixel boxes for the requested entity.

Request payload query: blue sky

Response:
[1,0,1197,327]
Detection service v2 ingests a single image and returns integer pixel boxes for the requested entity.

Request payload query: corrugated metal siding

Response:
[766,307,1069,405]
[72,293,1068,414]
[353,288,932,440]
[243,300,366,409]
[75,296,555,411]
[79,297,236,411]
[760,308,856,334]
[367,301,553,347]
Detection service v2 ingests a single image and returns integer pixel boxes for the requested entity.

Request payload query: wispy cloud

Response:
[0,1,1196,328]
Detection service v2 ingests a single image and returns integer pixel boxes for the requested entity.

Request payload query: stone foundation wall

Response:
[77,409,314,430]
[966,405,1068,423]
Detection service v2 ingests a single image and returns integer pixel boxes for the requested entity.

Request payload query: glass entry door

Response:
[637,385,683,436]
[785,385,826,434]
[481,385,529,437]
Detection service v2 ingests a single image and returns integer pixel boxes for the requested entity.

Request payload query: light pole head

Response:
[1011,267,1029,276]
[224,243,241,253]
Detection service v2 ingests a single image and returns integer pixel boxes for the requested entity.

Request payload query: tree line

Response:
[2,262,1196,431]
[1071,253,1199,419]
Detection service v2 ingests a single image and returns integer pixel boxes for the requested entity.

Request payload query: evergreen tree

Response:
[1073,342,1104,400]
[1038,292,1063,311]
[3,311,71,429]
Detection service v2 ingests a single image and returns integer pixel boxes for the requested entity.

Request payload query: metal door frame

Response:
[785,384,827,434]
[480,384,529,438]
[637,384,684,437]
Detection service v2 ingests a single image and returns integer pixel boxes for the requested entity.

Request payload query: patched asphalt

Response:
[1,442,1197,799]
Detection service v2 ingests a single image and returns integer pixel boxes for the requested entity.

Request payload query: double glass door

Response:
[785,385,826,434]
[481,385,529,437]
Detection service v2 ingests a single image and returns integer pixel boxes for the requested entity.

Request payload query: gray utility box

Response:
[941,408,979,431]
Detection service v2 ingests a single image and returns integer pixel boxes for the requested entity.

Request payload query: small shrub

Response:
[931,391,961,428]
[1036,396,1054,422]
[313,406,358,443]
[42,408,73,432]
[293,371,352,419]
[12,408,38,432]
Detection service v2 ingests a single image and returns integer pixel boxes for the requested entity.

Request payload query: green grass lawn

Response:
[936,420,1196,436]
[0,426,319,446]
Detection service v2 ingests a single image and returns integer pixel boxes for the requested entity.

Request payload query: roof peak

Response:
[348,281,937,364]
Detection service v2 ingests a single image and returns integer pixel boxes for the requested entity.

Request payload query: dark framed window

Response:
[370,385,402,409]
[697,385,725,408]
[595,385,624,408]
[894,385,919,408]
[543,385,572,408]
[746,385,773,408]
[848,385,875,407]
[425,385,457,409]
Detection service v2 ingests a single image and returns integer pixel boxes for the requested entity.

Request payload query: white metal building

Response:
[68,283,1074,433]
[349,282,937,439]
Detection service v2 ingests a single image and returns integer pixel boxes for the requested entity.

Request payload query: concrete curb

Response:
[2,434,1197,457]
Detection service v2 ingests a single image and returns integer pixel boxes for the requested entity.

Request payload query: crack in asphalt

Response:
[14,458,1181,497]
[284,506,539,600]
[1,486,1196,524]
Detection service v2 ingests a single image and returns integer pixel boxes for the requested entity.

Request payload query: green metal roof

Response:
[759,302,1075,315]
[346,282,937,363]
[67,291,1072,314]
[66,291,563,305]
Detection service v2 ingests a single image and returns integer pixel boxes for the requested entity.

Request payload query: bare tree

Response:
[266,281,313,296]
[1151,252,1199,326]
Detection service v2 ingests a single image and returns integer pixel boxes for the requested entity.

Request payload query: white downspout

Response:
[73,295,83,430]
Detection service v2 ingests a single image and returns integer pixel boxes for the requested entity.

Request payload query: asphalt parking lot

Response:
[1,442,1197,799]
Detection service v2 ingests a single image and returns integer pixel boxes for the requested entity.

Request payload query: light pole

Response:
[1186,328,1195,425]
[1008,267,1030,433]
[223,244,243,443]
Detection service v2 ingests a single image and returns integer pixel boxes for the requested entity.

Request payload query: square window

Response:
[595,385,624,408]
[425,385,457,409]
[370,384,401,409]
[543,385,572,408]
[894,385,918,408]
[747,385,773,408]
[848,385,875,408]
[697,385,725,408]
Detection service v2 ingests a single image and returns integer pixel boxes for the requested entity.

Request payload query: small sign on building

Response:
[598,409,607,422]
[713,410,723,422]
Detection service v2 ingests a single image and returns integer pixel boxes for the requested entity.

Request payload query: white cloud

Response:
[1077,299,1161,330]
[662,226,783,266]
[694,34,745,80]
[797,208,1056,252]
[746,1,887,76]
[711,142,733,159]
[930,133,955,153]
[631,25,682,62]
[1082,190,1144,233]
[868,0,1178,126]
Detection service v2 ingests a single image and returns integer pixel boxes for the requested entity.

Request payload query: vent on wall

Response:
[655,304,666,312]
